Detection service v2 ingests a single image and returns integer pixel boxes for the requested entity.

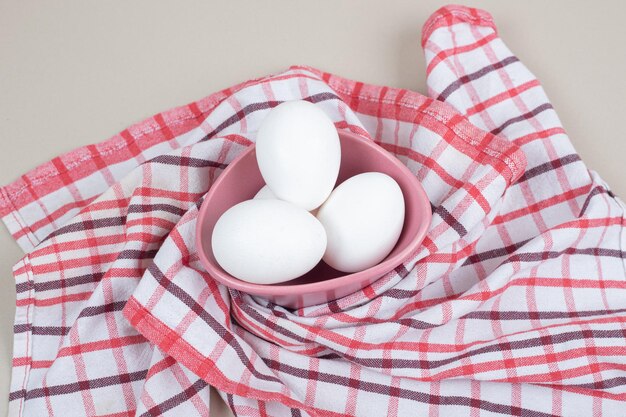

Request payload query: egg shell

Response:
[253,185,277,200]
[211,199,327,284]
[254,184,319,216]
[256,100,340,211]
[317,172,405,273]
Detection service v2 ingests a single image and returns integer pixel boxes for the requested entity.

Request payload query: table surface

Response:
[2,1,625,415]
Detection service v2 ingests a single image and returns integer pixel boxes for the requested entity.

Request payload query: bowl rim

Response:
[195,130,432,297]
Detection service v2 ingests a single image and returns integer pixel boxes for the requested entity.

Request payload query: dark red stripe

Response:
[48,216,127,239]
[77,301,127,319]
[14,324,71,336]
[463,238,533,266]
[516,154,581,184]
[150,155,227,169]
[578,185,610,217]
[490,103,553,136]
[127,203,186,217]
[434,205,467,236]
[437,56,520,101]
[116,249,159,260]
[263,359,553,417]
[138,379,208,417]
[201,92,339,141]
[32,272,105,293]
[466,309,626,321]
[148,263,282,385]
[461,240,625,268]
[507,247,625,263]
[343,329,626,370]
[9,370,148,401]
[575,376,626,390]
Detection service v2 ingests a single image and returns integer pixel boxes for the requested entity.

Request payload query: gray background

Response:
[1,1,625,415]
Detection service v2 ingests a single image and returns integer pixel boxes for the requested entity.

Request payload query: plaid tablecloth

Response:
[2,5,625,416]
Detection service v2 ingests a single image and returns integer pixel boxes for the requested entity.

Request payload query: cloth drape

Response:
[3,5,625,416]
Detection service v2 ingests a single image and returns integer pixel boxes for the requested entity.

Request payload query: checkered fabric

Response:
[3,5,625,416]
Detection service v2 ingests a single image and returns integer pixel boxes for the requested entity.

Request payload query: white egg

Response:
[317,172,405,273]
[211,199,327,284]
[254,184,319,216]
[256,100,340,211]
[253,185,277,200]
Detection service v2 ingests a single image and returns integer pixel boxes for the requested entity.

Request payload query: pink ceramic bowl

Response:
[196,130,432,309]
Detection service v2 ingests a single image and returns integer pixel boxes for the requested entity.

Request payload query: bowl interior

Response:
[196,131,431,295]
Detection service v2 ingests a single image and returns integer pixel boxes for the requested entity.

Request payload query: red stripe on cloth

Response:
[12,357,30,367]
[325,88,527,184]
[97,411,136,417]
[466,80,541,116]
[57,335,146,357]
[535,383,626,402]
[430,347,626,381]
[15,291,92,307]
[421,5,497,48]
[513,127,568,146]
[30,361,54,369]
[426,31,499,75]
[0,72,264,218]
[123,297,354,417]
[493,185,591,225]
[14,196,100,241]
